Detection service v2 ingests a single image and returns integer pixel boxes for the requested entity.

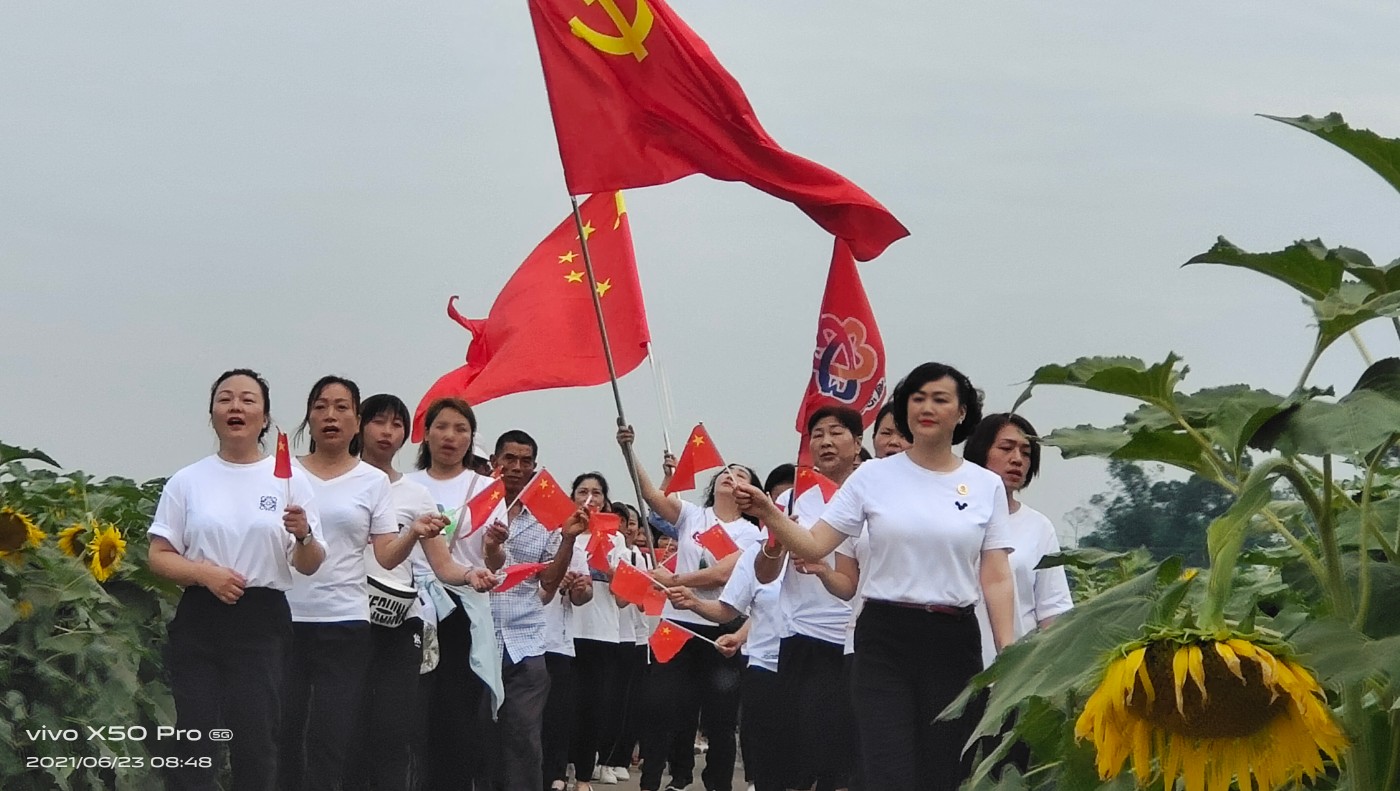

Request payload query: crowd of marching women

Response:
[147,362,1073,791]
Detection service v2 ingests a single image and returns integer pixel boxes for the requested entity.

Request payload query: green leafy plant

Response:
[959,113,1400,790]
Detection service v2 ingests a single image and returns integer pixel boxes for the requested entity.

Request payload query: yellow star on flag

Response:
[692,435,706,447]
[578,221,595,240]
[565,271,584,283]
[595,278,613,297]
[559,250,578,264]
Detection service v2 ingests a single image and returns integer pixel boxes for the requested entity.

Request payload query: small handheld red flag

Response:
[661,551,678,573]
[664,424,725,495]
[793,467,839,504]
[274,431,293,479]
[696,524,741,561]
[642,586,667,616]
[464,478,508,536]
[586,530,614,574]
[611,560,658,607]
[493,562,550,593]
[518,470,577,531]
[649,620,695,663]
[589,511,621,535]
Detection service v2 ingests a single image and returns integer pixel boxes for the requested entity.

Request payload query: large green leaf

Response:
[1013,354,1184,413]
[1311,286,1400,356]
[1185,237,1343,299]
[1043,424,1213,478]
[1253,358,1400,457]
[0,443,58,468]
[1263,112,1400,198]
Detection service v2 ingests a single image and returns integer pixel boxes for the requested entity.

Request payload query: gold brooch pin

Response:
[957,483,970,496]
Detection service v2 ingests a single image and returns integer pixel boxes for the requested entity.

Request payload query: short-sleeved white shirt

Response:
[149,455,325,591]
[976,504,1074,667]
[365,476,438,623]
[544,539,591,656]
[403,468,494,572]
[288,460,397,622]
[720,542,783,672]
[772,487,852,645]
[572,533,628,643]
[841,534,868,656]
[821,454,1013,607]
[664,500,762,627]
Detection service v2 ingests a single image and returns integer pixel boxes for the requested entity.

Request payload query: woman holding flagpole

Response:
[616,425,761,791]
[148,368,325,791]
[733,363,1017,791]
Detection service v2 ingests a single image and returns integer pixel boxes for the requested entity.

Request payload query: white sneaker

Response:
[594,766,617,785]
[610,766,630,781]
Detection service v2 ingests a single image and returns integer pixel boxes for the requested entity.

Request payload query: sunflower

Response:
[57,523,88,558]
[0,507,45,557]
[86,524,127,582]
[1075,637,1346,791]
[15,599,34,620]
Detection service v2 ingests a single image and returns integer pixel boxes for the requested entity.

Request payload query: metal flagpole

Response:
[646,342,674,455]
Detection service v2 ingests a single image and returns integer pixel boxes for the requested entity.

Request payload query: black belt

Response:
[867,599,974,617]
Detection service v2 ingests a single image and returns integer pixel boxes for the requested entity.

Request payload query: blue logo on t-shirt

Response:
[954,501,968,511]
[260,496,277,511]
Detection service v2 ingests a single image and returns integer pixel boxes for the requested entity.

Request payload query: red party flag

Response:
[794,239,888,436]
[696,524,740,561]
[518,470,578,531]
[412,192,651,440]
[793,466,839,504]
[493,562,550,593]
[463,478,508,536]
[273,431,293,479]
[664,424,725,495]
[649,620,694,663]
[586,530,614,573]
[527,0,908,261]
[611,560,657,608]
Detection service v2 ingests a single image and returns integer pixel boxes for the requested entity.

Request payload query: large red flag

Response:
[527,0,908,262]
[413,192,650,440]
[664,424,725,495]
[795,239,887,435]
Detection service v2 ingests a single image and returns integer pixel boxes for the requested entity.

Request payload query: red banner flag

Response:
[664,424,725,495]
[793,467,839,504]
[649,620,695,663]
[611,560,657,607]
[463,478,507,536]
[413,192,651,440]
[274,431,293,479]
[696,524,740,561]
[518,470,577,531]
[795,239,887,435]
[493,562,550,593]
[527,0,907,261]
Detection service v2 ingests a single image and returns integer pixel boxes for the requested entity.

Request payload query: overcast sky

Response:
[5,2,1400,541]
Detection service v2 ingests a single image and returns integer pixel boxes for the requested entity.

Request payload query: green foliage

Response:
[0,459,177,789]
[1071,461,1233,567]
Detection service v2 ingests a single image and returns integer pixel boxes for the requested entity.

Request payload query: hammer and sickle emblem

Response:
[569,0,654,62]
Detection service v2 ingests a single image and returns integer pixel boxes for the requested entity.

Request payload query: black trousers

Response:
[346,617,422,791]
[740,666,784,791]
[639,621,743,791]
[541,652,576,788]
[776,634,855,791]
[850,602,983,791]
[279,620,373,791]
[844,654,863,791]
[491,653,551,791]
[603,643,647,768]
[162,586,292,791]
[570,638,622,782]
[419,604,489,791]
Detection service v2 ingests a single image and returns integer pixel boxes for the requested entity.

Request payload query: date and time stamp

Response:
[23,725,229,771]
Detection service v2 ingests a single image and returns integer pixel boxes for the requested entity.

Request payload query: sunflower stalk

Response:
[1318,455,1355,621]
[1354,434,1399,629]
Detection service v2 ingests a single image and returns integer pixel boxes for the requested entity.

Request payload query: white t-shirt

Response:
[287,460,397,623]
[821,454,1014,607]
[772,487,852,646]
[365,476,439,623]
[976,504,1074,667]
[544,539,591,656]
[572,533,628,643]
[719,542,783,672]
[663,500,762,627]
[403,468,494,572]
[842,534,868,656]
[149,455,326,591]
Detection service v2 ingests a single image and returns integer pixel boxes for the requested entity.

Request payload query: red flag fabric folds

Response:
[518,470,578,532]
[274,432,293,480]
[792,467,839,504]
[612,560,658,607]
[413,192,650,440]
[664,424,725,495]
[493,562,550,593]
[695,524,740,562]
[527,0,908,261]
[462,478,507,537]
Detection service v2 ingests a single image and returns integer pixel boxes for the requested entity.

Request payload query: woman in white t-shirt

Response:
[617,425,762,791]
[347,393,495,791]
[736,363,1017,791]
[404,397,504,790]
[148,369,326,791]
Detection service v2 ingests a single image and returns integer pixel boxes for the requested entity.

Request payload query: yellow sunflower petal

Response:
[1122,648,1147,706]
[1173,645,1190,715]
[1214,641,1245,682]
[1187,644,1208,703]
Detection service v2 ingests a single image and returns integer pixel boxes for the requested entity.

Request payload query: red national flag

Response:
[793,466,839,504]
[649,620,695,663]
[464,478,508,535]
[527,0,907,261]
[795,239,887,435]
[611,560,657,607]
[589,511,621,535]
[518,470,578,531]
[273,431,293,479]
[586,530,614,573]
[664,424,725,495]
[660,551,678,573]
[493,562,550,593]
[412,192,651,440]
[695,523,740,561]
